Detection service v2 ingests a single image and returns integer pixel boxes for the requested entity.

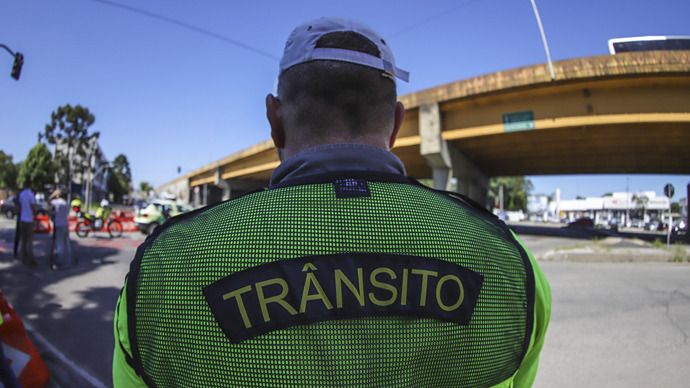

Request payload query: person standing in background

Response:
[49,189,73,269]
[17,180,37,266]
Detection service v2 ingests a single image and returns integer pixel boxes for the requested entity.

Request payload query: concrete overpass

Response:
[159,50,690,207]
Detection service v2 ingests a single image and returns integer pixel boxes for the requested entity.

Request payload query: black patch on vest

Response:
[204,253,483,343]
[333,178,370,198]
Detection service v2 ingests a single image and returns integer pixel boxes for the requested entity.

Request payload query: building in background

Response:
[526,191,683,227]
[54,137,109,208]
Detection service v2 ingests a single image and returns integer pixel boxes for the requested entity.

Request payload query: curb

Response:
[23,321,108,388]
[538,238,690,263]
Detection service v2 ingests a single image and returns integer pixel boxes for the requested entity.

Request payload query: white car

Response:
[133,200,194,234]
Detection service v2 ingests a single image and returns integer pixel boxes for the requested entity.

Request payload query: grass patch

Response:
[555,244,587,252]
[647,240,690,263]
[670,244,689,263]
[650,238,665,248]
[555,239,611,253]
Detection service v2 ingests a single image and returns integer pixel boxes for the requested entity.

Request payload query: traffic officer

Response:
[113,17,551,387]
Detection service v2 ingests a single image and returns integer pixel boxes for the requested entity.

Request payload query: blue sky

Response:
[1,0,688,201]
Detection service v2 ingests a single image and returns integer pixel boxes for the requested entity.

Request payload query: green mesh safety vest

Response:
[125,173,534,388]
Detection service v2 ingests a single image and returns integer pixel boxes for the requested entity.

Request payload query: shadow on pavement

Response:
[0,227,134,387]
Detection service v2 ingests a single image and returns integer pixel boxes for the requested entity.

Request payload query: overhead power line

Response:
[388,0,485,38]
[85,0,279,61]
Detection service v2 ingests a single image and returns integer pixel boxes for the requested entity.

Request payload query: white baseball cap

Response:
[279,17,409,83]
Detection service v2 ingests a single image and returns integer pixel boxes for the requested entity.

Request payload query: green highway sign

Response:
[503,110,535,132]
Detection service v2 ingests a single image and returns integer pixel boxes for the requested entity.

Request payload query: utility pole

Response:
[687,182,690,244]
[499,184,504,220]
[626,176,630,227]
[664,183,674,247]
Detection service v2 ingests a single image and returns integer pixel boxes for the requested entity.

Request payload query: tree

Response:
[17,143,57,192]
[0,150,19,191]
[632,193,649,220]
[140,181,154,198]
[489,176,533,212]
[40,104,99,200]
[671,202,680,213]
[107,154,132,203]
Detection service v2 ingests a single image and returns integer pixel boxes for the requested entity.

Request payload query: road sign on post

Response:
[664,184,674,198]
[664,184,674,247]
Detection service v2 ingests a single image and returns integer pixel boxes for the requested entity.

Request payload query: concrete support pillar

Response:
[450,146,490,207]
[419,103,453,191]
[418,102,489,207]
[214,167,231,201]
[178,179,191,204]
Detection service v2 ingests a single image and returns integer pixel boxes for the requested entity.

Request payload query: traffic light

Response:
[11,52,23,80]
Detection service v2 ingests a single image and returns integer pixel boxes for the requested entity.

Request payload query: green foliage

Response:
[489,176,533,212]
[671,244,689,263]
[632,194,650,220]
[40,104,99,198]
[140,181,154,196]
[17,143,57,192]
[671,202,680,213]
[0,150,20,190]
[416,179,433,189]
[108,154,133,202]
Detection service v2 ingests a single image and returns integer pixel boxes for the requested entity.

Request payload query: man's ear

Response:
[388,101,405,150]
[266,94,285,149]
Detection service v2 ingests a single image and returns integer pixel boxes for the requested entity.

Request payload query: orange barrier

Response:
[0,291,50,388]
[112,210,138,232]
[33,215,52,234]
[33,213,138,233]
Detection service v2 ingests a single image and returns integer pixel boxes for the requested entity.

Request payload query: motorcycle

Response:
[74,205,123,238]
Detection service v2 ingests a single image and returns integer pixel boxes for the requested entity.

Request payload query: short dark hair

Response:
[278,31,398,140]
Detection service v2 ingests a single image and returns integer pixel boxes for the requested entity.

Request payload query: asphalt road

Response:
[0,217,143,387]
[1,217,689,387]
[533,261,690,388]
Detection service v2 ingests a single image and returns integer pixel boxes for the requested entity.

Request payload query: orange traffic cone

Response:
[0,291,50,388]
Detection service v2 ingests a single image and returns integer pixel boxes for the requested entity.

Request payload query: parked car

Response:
[0,194,50,218]
[672,220,687,236]
[35,198,51,216]
[0,195,17,219]
[568,217,594,228]
[134,200,194,234]
[629,219,645,228]
[644,220,667,231]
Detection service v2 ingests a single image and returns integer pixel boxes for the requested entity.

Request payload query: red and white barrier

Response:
[0,290,51,388]
[33,213,138,234]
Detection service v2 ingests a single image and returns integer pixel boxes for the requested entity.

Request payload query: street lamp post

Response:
[530,0,555,80]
